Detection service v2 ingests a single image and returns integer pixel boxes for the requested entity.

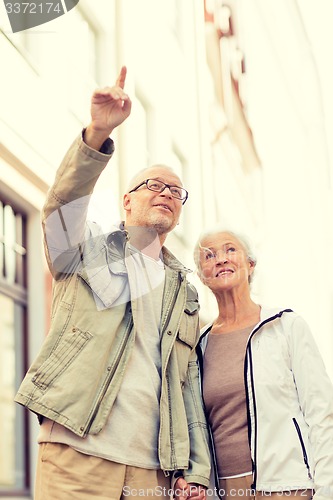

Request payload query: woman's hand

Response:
[174,477,206,500]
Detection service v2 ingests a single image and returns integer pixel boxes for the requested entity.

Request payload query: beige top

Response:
[203,325,255,478]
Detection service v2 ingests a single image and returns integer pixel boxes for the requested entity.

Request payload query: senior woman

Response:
[194,228,333,500]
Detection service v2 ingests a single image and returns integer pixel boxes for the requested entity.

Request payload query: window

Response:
[130,94,150,169]
[168,0,181,40]
[67,7,97,80]
[66,8,99,122]
[0,20,39,74]
[0,199,29,496]
[169,147,187,239]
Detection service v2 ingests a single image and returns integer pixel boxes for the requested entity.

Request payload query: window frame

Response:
[0,195,30,497]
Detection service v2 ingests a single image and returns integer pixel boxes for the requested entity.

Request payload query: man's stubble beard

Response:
[149,213,178,235]
[127,202,178,236]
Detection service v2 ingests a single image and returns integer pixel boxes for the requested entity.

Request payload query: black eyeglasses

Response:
[129,179,188,204]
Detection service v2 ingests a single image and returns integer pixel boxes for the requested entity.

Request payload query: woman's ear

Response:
[248,259,256,278]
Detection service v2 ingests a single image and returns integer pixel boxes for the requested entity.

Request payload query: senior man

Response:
[15,67,210,500]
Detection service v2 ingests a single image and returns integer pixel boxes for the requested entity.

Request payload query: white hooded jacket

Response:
[198,307,333,499]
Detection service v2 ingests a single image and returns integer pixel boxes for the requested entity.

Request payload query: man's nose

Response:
[160,187,173,198]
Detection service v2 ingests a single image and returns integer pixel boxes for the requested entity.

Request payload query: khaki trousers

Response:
[218,476,313,500]
[35,443,171,500]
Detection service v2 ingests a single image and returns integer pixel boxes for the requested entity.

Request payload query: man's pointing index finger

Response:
[116,66,127,89]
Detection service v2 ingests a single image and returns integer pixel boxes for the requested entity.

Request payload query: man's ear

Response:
[123,193,131,212]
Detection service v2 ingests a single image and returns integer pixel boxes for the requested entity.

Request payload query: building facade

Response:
[0,0,332,497]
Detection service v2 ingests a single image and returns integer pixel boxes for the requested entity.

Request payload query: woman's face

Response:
[198,232,254,292]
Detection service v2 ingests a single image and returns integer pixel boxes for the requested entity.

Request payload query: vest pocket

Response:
[32,327,92,390]
[177,283,200,348]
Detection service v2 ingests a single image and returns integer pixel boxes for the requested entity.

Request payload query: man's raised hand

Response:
[84,66,132,151]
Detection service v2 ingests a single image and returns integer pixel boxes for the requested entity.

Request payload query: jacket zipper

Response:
[244,335,258,489]
[244,309,294,490]
[292,418,313,479]
[84,310,133,435]
[160,272,183,470]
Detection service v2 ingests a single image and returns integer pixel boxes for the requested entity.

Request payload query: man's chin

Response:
[152,218,176,235]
